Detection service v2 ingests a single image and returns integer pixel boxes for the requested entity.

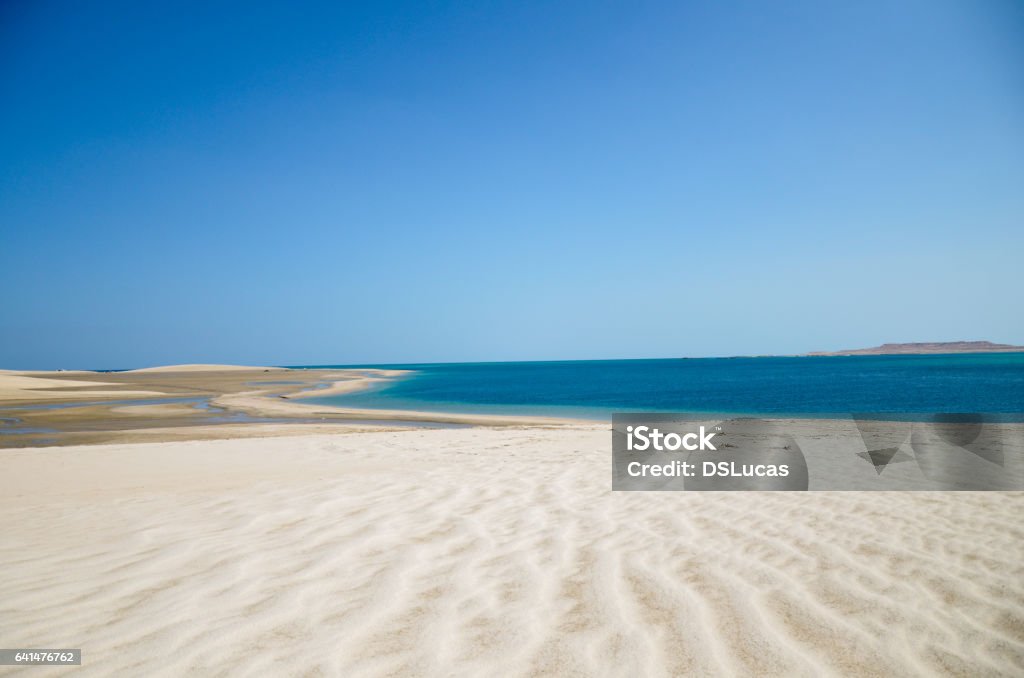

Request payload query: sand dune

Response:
[2,427,1022,676]
[125,364,285,373]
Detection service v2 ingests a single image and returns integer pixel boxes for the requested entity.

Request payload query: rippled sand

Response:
[2,427,1023,676]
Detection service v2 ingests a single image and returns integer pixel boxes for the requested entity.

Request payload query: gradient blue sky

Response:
[2,1,1022,369]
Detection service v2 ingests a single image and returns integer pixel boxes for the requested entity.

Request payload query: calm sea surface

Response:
[294,354,1024,420]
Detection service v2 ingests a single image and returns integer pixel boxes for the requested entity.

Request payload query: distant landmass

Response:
[808,341,1024,356]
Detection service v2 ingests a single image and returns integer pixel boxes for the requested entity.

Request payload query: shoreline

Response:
[4,363,1024,448]
[0,365,590,448]
[216,368,590,427]
[279,368,413,399]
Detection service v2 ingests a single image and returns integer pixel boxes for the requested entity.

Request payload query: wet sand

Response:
[0,366,575,448]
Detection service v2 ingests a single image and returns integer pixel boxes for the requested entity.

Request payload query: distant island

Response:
[808,341,1024,356]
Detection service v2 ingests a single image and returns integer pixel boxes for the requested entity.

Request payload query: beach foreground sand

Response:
[2,427,1023,677]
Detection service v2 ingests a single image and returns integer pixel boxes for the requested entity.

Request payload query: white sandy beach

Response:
[2,426,1023,677]
[5,1,1021,675]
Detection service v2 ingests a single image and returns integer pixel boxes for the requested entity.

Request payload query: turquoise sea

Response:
[294,353,1024,421]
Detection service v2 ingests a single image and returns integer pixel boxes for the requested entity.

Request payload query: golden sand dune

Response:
[2,427,1022,676]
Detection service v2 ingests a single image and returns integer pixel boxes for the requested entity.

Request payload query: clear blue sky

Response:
[2,1,1022,369]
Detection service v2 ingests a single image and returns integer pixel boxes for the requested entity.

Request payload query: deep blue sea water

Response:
[294,354,1024,421]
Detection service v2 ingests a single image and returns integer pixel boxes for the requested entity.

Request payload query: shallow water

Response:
[0,427,59,435]
[245,380,305,386]
[0,394,466,442]
[5,397,205,411]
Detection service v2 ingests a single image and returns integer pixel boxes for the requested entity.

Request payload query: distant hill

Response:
[808,341,1024,356]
